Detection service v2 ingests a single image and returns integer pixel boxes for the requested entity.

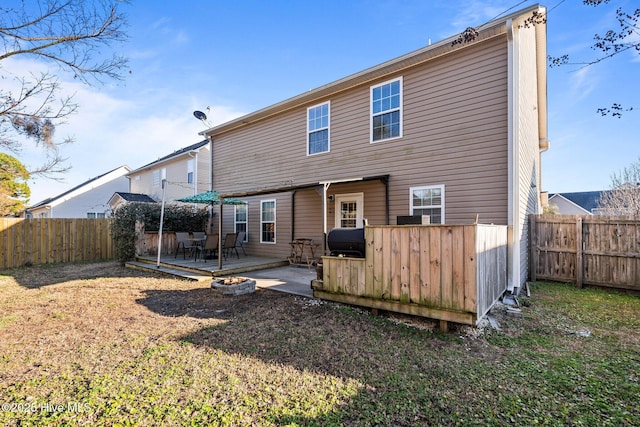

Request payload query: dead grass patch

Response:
[0,261,638,426]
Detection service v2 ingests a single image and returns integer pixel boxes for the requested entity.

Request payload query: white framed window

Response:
[187,159,195,184]
[410,185,445,224]
[234,203,248,242]
[371,77,403,143]
[87,212,106,219]
[260,200,276,243]
[153,168,166,187]
[87,212,96,219]
[307,102,330,155]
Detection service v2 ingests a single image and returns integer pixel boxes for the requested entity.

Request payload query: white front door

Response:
[335,193,364,228]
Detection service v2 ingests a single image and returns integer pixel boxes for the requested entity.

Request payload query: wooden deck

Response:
[128,253,290,281]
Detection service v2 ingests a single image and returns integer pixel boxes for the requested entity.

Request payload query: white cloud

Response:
[2,57,245,204]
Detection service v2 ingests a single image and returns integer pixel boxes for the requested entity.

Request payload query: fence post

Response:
[576,217,583,288]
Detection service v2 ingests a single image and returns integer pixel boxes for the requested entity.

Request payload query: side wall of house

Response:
[195,146,211,194]
[515,19,543,288]
[548,196,589,215]
[46,176,129,218]
[211,33,511,259]
[219,192,293,259]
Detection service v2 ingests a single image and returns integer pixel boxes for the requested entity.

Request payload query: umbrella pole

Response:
[156,179,167,268]
[218,200,223,270]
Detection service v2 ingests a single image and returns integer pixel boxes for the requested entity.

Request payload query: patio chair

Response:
[175,232,197,259]
[192,231,205,240]
[195,233,218,262]
[235,231,247,256]
[222,233,239,260]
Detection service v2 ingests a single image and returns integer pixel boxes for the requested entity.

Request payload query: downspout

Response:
[506,18,520,292]
[384,176,390,225]
[187,151,198,196]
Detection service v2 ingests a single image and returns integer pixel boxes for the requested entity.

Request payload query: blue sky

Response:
[12,0,639,204]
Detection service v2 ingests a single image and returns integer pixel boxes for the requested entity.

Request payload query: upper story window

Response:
[153,168,166,187]
[371,77,402,143]
[260,200,276,243]
[187,159,194,184]
[307,102,330,155]
[410,185,444,224]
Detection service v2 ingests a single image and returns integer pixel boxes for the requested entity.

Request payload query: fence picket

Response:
[0,218,114,269]
[530,214,640,291]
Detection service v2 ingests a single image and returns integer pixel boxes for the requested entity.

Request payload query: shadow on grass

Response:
[1,261,160,289]
[137,286,471,425]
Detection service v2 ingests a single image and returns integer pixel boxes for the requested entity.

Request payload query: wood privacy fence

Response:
[315,224,508,326]
[529,214,640,291]
[0,218,114,269]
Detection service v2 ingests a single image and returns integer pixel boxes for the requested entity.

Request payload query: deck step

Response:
[133,257,215,276]
[126,261,213,282]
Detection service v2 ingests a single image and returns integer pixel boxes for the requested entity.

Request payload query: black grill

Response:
[327,228,365,257]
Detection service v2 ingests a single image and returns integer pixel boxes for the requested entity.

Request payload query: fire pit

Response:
[211,276,256,296]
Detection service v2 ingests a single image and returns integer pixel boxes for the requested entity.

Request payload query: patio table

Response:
[288,238,319,267]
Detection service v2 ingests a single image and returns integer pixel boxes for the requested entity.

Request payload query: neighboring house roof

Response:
[26,165,131,211]
[107,192,158,212]
[110,192,157,203]
[128,140,209,174]
[549,191,605,214]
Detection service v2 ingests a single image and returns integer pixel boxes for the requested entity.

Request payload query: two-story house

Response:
[201,5,548,292]
[127,140,211,203]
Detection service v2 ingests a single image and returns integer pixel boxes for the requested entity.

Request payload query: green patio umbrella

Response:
[176,190,245,205]
[176,190,246,269]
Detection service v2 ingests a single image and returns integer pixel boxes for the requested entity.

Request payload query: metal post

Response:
[156,179,167,268]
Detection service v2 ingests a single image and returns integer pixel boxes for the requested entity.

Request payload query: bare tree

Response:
[548,1,639,118]
[453,1,639,117]
[597,158,640,215]
[0,0,129,178]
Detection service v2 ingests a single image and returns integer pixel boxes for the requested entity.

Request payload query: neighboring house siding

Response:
[213,35,510,229]
[129,172,156,200]
[27,166,131,218]
[129,144,211,202]
[549,196,590,215]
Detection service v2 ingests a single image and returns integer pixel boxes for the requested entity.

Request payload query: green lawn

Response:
[0,261,638,426]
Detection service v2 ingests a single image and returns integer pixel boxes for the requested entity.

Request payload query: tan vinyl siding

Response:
[219,193,293,259]
[212,35,510,230]
[196,146,211,192]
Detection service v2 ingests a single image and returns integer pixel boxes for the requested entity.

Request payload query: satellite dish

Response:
[193,110,207,121]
